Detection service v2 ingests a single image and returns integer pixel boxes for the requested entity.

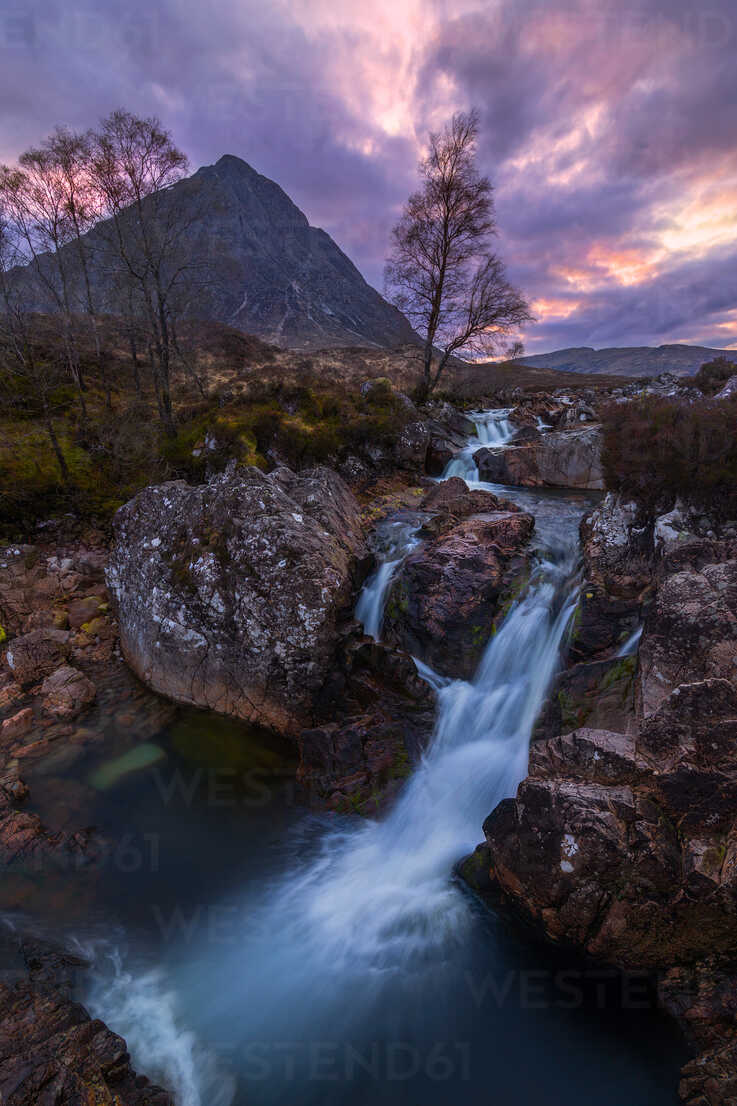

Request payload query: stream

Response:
[4,411,684,1104]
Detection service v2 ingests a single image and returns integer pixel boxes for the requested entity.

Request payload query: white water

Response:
[617,624,643,657]
[442,409,515,480]
[355,517,423,640]
[82,409,589,1103]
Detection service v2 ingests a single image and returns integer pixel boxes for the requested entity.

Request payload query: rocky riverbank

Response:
[462,492,737,1104]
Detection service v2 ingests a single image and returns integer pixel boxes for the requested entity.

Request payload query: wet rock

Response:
[4,629,71,687]
[420,477,519,522]
[0,938,172,1105]
[384,511,534,678]
[534,656,637,742]
[107,464,367,735]
[0,707,33,742]
[573,495,655,661]
[475,426,604,490]
[299,639,436,810]
[40,665,96,720]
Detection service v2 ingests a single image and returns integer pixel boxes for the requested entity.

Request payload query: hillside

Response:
[510,343,735,377]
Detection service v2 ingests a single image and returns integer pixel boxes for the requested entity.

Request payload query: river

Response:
[3,410,684,1104]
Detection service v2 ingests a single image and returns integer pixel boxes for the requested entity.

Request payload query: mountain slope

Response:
[12,155,417,352]
[511,344,735,377]
[175,156,416,349]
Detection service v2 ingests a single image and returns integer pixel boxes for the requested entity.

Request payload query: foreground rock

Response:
[384,495,534,679]
[474,425,604,490]
[107,465,366,735]
[0,937,172,1105]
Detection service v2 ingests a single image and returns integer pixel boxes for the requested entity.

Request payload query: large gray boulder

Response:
[107,465,366,735]
[475,425,604,490]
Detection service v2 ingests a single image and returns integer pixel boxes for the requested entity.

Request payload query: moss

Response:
[557,688,590,731]
[0,625,5,646]
[391,745,411,780]
[600,655,636,690]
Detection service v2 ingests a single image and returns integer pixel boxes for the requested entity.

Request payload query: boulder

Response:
[384,510,534,678]
[107,465,366,735]
[4,629,71,687]
[475,426,604,490]
[40,665,96,720]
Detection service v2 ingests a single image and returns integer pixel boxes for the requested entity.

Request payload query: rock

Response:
[393,420,430,470]
[66,594,105,631]
[40,665,96,720]
[639,556,737,716]
[425,435,458,476]
[580,495,653,598]
[0,938,172,1105]
[4,629,71,687]
[714,375,737,400]
[509,425,543,444]
[107,465,366,735]
[0,707,33,742]
[298,640,435,810]
[420,477,519,521]
[573,495,654,661]
[534,656,637,742]
[0,681,22,710]
[475,426,604,490]
[384,511,534,678]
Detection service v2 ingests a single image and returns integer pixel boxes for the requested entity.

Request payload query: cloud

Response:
[0,0,735,352]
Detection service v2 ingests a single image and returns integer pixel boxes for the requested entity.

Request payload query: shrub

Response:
[694,357,737,396]
[601,395,737,514]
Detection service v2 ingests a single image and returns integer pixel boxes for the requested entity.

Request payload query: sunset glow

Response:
[1,0,735,353]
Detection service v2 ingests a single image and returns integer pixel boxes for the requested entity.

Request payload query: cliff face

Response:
[12,154,417,352]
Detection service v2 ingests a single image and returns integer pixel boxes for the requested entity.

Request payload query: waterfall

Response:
[136,518,582,1100]
[441,409,515,480]
[617,624,643,657]
[355,517,422,640]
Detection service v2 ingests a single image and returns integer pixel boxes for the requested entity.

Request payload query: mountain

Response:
[511,344,735,377]
[12,155,417,352]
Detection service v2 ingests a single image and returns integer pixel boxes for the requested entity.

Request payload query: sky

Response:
[1,0,736,354]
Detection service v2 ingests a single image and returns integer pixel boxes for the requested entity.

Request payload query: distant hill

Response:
[511,344,735,377]
[11,154,417,352]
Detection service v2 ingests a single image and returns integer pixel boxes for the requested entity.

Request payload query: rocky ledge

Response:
[0,936,172,1104]
[463,493,737,1104]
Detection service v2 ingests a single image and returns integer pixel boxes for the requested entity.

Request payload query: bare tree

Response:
[385,110,533,398]
[88,110,192,435]
[42,126,114,409]
[0,156,88,420]
[0,204,70,482]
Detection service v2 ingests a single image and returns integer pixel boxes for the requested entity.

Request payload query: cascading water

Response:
[355,516,423,640]
[78,409,679,1106]
[442,409,515,480]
